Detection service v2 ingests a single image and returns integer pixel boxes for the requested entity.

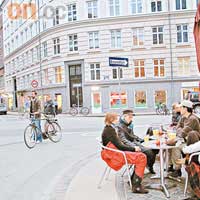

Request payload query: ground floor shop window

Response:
[154,90,167,106]
[91,92,102,113]
[110,92,127,109]
[135,91,147,108]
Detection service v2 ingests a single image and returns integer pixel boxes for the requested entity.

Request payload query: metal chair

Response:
[184,151,200,196]
[96,137,133,189]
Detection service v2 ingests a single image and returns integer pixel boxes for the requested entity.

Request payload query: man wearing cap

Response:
[117,109,157,174]
[168,100,200,177]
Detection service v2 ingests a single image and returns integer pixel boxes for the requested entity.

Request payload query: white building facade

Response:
[1,0,200,113]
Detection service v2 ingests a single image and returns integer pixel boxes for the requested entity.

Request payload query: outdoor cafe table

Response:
[142,139,179,198]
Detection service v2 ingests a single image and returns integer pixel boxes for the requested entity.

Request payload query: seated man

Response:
[117,109,158,174]
[167,100,200,177]
[181,133,200,200]
[171,102,181,127]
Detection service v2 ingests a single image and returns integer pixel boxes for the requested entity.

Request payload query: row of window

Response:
[3,0,197,52]
[4,23,190,57]
[6,66,64,91]
[90,57,191,81]
[109,90,167,109]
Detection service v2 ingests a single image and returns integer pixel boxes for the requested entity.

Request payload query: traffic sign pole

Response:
[118,66,122,112]
[109,57,129,112]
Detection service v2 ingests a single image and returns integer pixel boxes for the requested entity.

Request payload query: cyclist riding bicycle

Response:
[44,96,55,116]
[30,90,42,143]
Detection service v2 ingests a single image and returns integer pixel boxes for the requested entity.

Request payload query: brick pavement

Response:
[116,161,194,200]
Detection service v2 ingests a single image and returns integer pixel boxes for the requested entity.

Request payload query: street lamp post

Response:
[36,0,44,106]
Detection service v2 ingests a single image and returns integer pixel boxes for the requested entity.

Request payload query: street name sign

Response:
[109,57,129,67]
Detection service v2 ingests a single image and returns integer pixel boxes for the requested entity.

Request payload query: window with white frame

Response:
[68,4,77,21]
[133,28,144,46]
[131,0,142,14]
[151,0,162,12]
[109,0,120,16]
[112,68,123,79]
[44,69,49,85]
[177,24,188,43]
[69,34,78,51]
[43,19,47,30]
[176,0,187,10]
[90,63,101,80]
[152,26,164,44]
[42,41,48,58]
[55,66,63,83]
[111,30,121,48]
[89,32,99,49]
[20,31,23,44]
[31,49,34,63]
[16,35,18,48]
[135,91,147,108]
[26,52,29,65]
[53,38,61,55]
[154,59,165,77]
[25,29,28,42]
[110,91,127,108]
[134,60,145,78]
[87,1,98,18]
[177,57,190,75]
[53,8,59,26]
[154,90,167,106]
[36,45,40,61]
[30,24,33,38]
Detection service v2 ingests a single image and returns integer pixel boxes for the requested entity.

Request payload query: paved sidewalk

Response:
[64,156,193,200]
[64,157,118,200]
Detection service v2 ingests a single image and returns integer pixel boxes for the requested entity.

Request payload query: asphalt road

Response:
[0,114,171,200]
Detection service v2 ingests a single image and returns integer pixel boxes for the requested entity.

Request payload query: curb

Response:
[7,111,163,117]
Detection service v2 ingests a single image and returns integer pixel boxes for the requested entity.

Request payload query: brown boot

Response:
[131,174,149,194]
[132,185,149,194]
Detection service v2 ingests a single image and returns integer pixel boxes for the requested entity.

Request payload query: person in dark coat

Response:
[117,109,157,174]
[44,96,55,115]
[101,112,149,194]
[171,103,181,126]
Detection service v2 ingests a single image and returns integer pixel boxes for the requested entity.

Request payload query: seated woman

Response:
[101,112,148,194]
[180,131,200,199]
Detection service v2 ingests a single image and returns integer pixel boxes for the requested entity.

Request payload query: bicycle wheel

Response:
[46,122,62,143]
[69,107,78,116]
[24,125,37,149]
[81,107,89,116]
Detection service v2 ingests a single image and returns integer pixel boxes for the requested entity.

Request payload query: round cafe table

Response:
[142,139,178,198]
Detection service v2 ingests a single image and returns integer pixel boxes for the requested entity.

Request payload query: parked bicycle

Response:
[156,103,170,115]
[69,104,90,116]
[24,113,62,149]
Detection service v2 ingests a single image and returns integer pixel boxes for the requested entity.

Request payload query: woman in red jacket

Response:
[101,112,148,194]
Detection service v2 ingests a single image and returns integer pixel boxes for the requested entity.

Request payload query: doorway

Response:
[69,65,83,107]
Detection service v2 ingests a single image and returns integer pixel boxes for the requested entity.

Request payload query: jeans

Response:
[33,119,42,142]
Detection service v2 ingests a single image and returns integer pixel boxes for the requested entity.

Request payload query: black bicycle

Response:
[24,113,62,149]
[156,103,170,115]
[69,104,90,116]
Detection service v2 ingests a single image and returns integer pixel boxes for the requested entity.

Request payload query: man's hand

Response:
[135,146,141,152]
[166,138,176,146]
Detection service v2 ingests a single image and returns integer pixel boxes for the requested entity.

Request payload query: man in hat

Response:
[117,109,158,174]
[167,100,200,177]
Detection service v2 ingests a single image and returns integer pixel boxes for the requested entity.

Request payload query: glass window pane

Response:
[176,0,180,10]
[135,91,147,107]
[151,2,156,12]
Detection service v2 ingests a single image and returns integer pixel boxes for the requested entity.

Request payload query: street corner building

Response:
[1,0,200,114]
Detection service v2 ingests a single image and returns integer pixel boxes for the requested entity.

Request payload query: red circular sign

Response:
[31,80,38,88]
